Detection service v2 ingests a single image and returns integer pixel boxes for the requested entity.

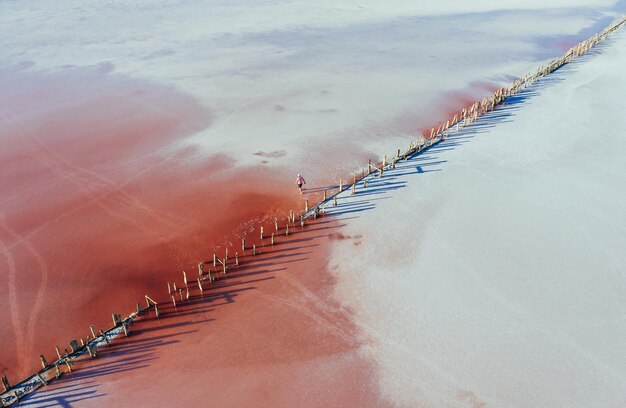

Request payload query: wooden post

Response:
[274,218,279,232]
[183,271,188,287]
[198,262,203,276]
[197,278,204,292]
[253,244,256,255]
[55,346,62,359]
[186,287,190,300]
[271,233,275,245]
[351,183,355,195]
[55,364,61,378]
[36,372,47,386]
[99,330,110,346]
[305,199,309,212]
[260,226,264,240]
[364,179,368,188]
[323,190,327,200]
[300,216,305,227]
[242,238,246,251]
[167,282,172,294]
[172,295,177,307]
[223,263,227,274]
[225,248,228,262]
[213,253,217,267]
[368,159,372,175]
[122,321,129,337]
[285,224,289,236]
[333,195,337,206]
[154,303,159,317]
[86,343,96,359]
[339,179,343,191]
[145,295,156,307]
[1,374,10,392]
[173,282,178,292]
[179,288,184,303]
[40,355,48,369]
[235,252,239,265]
[90,325,97,339]
[383,155,387,166]
[65,359,72,373]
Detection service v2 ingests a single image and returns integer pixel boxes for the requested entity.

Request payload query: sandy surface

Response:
[326,28,626,408]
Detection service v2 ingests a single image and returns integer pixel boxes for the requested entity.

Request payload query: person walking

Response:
[295,174,306,194]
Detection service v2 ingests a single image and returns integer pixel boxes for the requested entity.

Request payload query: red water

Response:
[1,63,496,404]
[419,82,501,137]
[0,66,301,381]
[385,81,501,141]
[18,217,389,407]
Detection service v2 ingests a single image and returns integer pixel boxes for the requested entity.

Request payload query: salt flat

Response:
[1,2,624,404]
[1,1,621,174]
[326,27,626,407]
